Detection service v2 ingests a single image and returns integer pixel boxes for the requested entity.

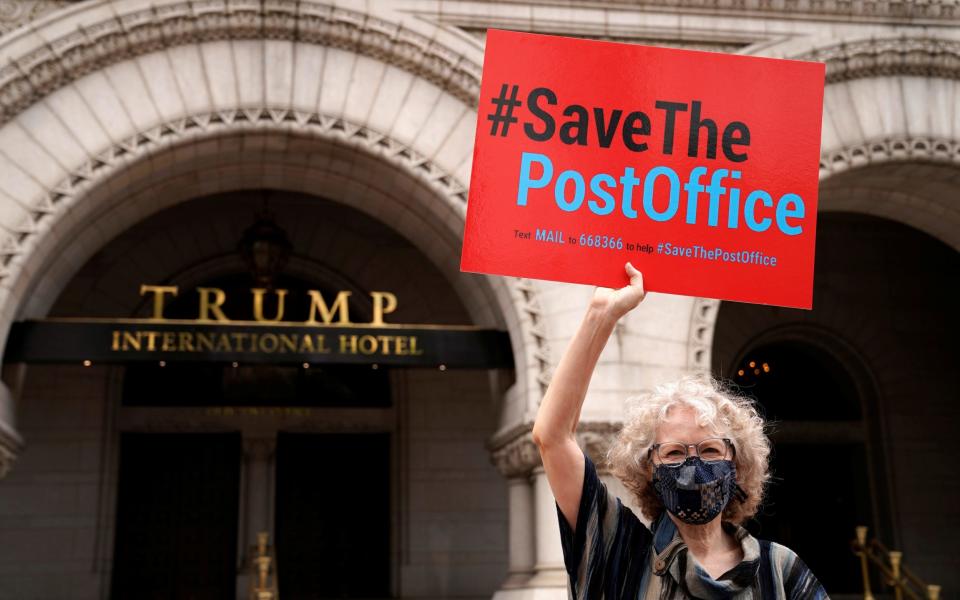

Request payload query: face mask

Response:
[652,457,744,525]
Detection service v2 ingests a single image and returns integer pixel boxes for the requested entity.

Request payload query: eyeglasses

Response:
[648,437,734,465]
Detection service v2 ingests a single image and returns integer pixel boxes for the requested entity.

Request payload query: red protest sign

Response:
[460,30,825,309]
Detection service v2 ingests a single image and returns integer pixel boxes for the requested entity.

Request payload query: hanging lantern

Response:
[238,195,292,290]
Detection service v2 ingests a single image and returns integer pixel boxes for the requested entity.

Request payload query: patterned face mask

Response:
[652,457,745,525]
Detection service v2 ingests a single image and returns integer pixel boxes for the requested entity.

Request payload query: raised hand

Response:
[591,262,646,319]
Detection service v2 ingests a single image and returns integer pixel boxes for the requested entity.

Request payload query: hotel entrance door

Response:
[115,358,395,598]
[275,432,391,599]
[109,423,392,599]
[111,432,242,599]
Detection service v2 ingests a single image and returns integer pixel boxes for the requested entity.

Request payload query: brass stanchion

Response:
[257,532,269,561]
[250,531,277,600]
[852,527,942,600]
[889,551,903,600]
[257,555,272,599]
[855,526,875,600]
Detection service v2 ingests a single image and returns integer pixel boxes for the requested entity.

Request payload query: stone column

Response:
[490,433,543,600]
[489,424,624,600]
[490,431,568,600]
[505,477,536,586]
[491,434,539,593]
[527,466,568,590]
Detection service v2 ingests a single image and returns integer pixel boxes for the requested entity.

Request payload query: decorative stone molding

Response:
[796,37,960,84]
[0,0,481,126]
[575,422,622,469]
[489,422,622,479]
[490,432,541,478]
[610,0,957,21]
[687,298,720,373]
[442,22,750,54]
[0,1,70,35]
[819,137,960,177]
[426,0,958,26]
[0,107,469,274]
[515,278,552,395]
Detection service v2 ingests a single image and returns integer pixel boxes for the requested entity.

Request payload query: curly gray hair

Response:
[605,376,771,525]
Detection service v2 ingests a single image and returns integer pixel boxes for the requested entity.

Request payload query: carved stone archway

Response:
[0,0,551,484]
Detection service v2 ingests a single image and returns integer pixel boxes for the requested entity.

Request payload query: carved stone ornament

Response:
[797,37,960,84]
[0,0,481,127]
[0,1,73,36]
[575,422,622,470]
[0,107,469,268]
[820,137,960,177]
[687,298,720,372]
[609,0,957,20]
[489,421,623,478]
[489,432,541,479]
[514,278,551,396]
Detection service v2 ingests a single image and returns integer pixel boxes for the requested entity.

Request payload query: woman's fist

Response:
[590,262,646,319]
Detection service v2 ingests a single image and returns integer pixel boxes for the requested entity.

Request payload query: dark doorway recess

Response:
[732,339,872,595]
[712,213,960,595]
[275,432,391,599]
[111,432,242,600]
[732,341,862,422]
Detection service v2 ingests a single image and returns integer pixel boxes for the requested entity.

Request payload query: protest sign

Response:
[460,30,825,309]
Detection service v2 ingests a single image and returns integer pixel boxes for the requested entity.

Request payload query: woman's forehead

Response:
[654,404,725,442]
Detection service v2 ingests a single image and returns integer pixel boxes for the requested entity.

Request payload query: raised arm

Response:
[531,263,646,530]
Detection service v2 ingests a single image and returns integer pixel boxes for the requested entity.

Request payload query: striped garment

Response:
[557,452,829,599]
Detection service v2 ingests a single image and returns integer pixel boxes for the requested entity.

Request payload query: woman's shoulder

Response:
[760,539,801,562]
[760,540,809,572]
[758,540,829,599]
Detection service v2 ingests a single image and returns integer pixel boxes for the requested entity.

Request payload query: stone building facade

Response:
[0,1,957,599]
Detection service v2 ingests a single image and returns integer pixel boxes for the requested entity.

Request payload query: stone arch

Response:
[596,34,960,386]
[0,0,550,472]
[12,112,478,320]
[685,34,960,371]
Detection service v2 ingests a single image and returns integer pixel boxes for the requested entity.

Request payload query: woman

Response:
[531,262,827,599]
